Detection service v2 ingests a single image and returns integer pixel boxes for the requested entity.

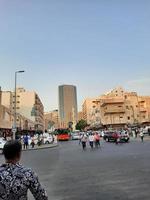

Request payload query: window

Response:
[127,116,130,120]
[120,116,123,118]
[118,106,122,108]
[125,95,127,99]
[126,106,129,109]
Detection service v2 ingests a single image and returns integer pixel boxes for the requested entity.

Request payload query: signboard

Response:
[12,128,17,133]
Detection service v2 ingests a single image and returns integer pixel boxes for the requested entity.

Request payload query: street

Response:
[1,139,150,200]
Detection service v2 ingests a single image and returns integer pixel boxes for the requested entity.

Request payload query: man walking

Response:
[0,140,48,200]
[81,134,87,150]
[88,133,94,149]
[23,134,29,149]
[140,129,144,142]
[94,132,101,148]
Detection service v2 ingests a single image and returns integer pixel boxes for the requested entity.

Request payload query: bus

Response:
[55,129,70,141]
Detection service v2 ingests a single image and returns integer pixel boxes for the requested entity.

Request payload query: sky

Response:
[0,0,150,111]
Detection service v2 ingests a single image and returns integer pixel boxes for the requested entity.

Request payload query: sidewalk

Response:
[0,143,58,154]
[22,143,58,151]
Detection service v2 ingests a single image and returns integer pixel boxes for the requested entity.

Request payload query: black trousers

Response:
[89,141,94,148]
[82,141,86,149]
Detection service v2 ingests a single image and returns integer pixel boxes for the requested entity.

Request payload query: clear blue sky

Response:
[0,0,150,111]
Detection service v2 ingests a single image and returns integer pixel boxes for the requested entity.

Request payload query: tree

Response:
[76,119,88,131]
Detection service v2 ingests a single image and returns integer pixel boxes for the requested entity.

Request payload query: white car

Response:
[0,138,7,149]
[43,135,53,144]
[71,133,80,140]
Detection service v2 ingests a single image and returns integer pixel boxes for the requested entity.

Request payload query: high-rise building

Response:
[58,85,78,129]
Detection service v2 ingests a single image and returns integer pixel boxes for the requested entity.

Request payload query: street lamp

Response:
[13,70,25,140]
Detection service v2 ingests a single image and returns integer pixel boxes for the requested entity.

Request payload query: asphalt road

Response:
[1,139,150,200]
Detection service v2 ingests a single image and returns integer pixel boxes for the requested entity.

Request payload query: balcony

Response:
[101,98,124,107]
[104,107,125,114]
[139,107,147,112]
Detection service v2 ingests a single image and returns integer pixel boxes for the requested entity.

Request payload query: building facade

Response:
[78,111,83,121]
[1,88,44,131]
[82,87,150,128]
[82,98,100,125]
[44,110,59,131]
[58,85,78,129]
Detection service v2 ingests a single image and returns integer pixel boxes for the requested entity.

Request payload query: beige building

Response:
[82,87,150,127]
[78,111,83,121]
[82,98,101,126]
[44,110,59,131]
[59,85,78,129]
[0,87,1,105]
[1,88,44,131]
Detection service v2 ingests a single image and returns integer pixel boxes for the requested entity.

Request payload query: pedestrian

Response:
[94,132,100,148]
[79,133,82,145]
[0,140,48,199]
[140,129,144,142]
[23,134,29,149]
[135,129,138,138]
[148,128,150,136]
[81,134,87,150]
[53,134,58,144]
[88,133,94,149]
[113,132,119,144]
[31,136,35,148]
[132,129,136,138]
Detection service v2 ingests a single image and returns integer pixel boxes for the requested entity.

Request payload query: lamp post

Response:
[13,70,25,140]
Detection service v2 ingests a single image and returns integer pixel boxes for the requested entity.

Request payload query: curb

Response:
[22,144,58,151]
[0,144,58,154]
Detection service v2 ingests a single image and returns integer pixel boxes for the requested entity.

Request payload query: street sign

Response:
[12,128,17,133]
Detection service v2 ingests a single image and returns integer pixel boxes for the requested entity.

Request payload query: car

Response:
[120,131,130,142]
[104,131,129,143]
[71,133,80,140]
[43,134,53,144]
[0,138,7,149]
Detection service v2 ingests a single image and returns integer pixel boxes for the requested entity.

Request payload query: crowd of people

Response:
[78,126,150,150]
[79,132,101,150]
[18,133,58,150]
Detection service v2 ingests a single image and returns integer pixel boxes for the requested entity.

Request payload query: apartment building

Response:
[82,87,150,127]
[1,88,44,131]
[78,111,83,121]
[44,109,59,131]
[82,98,101,125]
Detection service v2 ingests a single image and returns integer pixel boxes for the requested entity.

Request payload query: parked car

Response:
[43,134,53,144]
[104,131,129,143]
[71,133,80,140]
[0,138,7,149]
